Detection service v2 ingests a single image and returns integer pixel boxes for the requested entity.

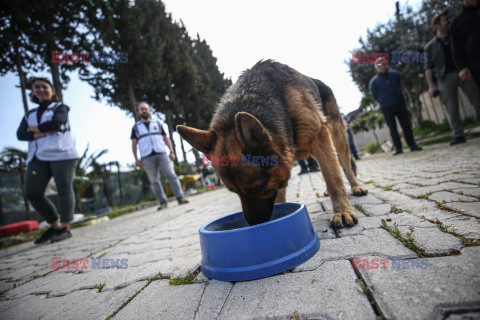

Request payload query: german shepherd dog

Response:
[177,60,368,228]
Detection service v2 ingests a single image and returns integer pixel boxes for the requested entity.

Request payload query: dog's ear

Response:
[235,112,272,148]
[176,125,217,154]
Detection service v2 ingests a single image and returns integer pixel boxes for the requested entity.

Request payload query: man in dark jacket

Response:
[451,0,480,88]
[425,9,480,145]
[369,57,422,155]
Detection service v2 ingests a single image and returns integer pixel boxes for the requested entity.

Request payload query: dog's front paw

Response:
[352,185,368,196]
[330,209,358,228]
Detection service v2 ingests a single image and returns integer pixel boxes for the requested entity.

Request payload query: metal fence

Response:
[0,169,156,226]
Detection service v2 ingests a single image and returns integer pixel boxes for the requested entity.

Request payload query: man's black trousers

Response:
[381,104,416,151]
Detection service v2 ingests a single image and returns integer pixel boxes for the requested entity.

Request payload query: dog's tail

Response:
[311,78,344,123]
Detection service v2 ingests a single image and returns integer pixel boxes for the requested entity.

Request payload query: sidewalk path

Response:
[1,140,479,319]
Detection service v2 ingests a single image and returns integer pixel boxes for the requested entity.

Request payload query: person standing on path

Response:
[16,77,79,244]
[425,9,480,145]
[369,57,423,155]
[451,0,480,89]
[131,102,188,210]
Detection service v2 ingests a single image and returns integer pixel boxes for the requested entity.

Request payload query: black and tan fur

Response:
[177,60,367,228]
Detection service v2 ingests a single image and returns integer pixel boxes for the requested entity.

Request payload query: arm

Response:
[163,135,176,161]
[17,117,52,140]
[28,104,69,133]
[17,116,35,141]
[132,138,142,167]
[38,104,69,133]
[425,69,438,97]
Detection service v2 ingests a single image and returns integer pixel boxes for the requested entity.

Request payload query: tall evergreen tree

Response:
[0,0,43,112]
[80,0,167,119]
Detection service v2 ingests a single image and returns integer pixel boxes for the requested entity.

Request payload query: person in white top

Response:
[16,77,79,244]
[131,102,188,209]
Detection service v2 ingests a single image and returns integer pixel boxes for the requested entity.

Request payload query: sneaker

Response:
[393,150,403,156]
[177,197,189,205]
[34,227,57,244]
[50,228,72,243]
[449,136,466,146]
[410,146,423,152]
[157,202,168,210]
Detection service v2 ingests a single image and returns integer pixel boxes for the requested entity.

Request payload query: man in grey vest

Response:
[425,9,480,145]
[131,102,188,210]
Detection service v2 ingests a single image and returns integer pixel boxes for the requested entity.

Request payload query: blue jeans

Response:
[347,128,358,159]
[141,153,183,203]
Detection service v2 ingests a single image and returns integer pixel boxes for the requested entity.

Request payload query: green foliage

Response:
[364,141,381,154]
[463,116,477,128]
[350,110,385,133]
[79,0,231,130]
[1,0,108,100]
[350,109,384,144]
[380,220,427,257]
[93,283,105,292]
[413,119,450,137]
[174,161,195,176]
[0,147,27,172]
[168,271,197,285]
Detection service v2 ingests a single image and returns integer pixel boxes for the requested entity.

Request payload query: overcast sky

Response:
[0,0,422,168]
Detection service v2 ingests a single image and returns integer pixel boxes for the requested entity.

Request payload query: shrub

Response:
[364,141,381,154]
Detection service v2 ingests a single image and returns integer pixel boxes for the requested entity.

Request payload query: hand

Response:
[459,68,472,81]
[169,153,176,161]
[33,132,48,139]
[135,159,142,168]
[28,126,40,133]
[428,85,438,97]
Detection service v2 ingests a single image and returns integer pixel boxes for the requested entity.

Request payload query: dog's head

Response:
[177,112,291,225]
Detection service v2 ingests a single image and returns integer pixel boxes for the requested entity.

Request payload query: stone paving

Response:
[1,139,479,319]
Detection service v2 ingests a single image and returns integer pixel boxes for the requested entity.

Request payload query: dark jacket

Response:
[424,36,447,82]
[369,70,406,109]
[451,3,480,71]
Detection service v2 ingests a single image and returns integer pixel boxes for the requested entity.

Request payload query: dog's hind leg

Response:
[327,112,368,196]
[310,125,358,228]
[310,78,367,197]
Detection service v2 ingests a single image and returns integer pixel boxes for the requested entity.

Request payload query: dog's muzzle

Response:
[240,192,276,226]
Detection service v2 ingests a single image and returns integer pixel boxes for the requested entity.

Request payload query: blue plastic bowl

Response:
[199,202,320,281]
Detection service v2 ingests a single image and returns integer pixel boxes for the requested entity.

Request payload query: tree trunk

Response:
[412,95,423,127]
[49,62,63,101]
[116,162,124,206]
[19,158,31,220]
[165,112,179,165]
[371,131,380,145]
[15,56,29,113]
[127,80,138,120]
[179,136,187,163]
[192,148,203,168]
[192,149,206,187]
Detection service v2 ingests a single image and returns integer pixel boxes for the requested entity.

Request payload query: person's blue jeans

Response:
[347,128,358,159]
